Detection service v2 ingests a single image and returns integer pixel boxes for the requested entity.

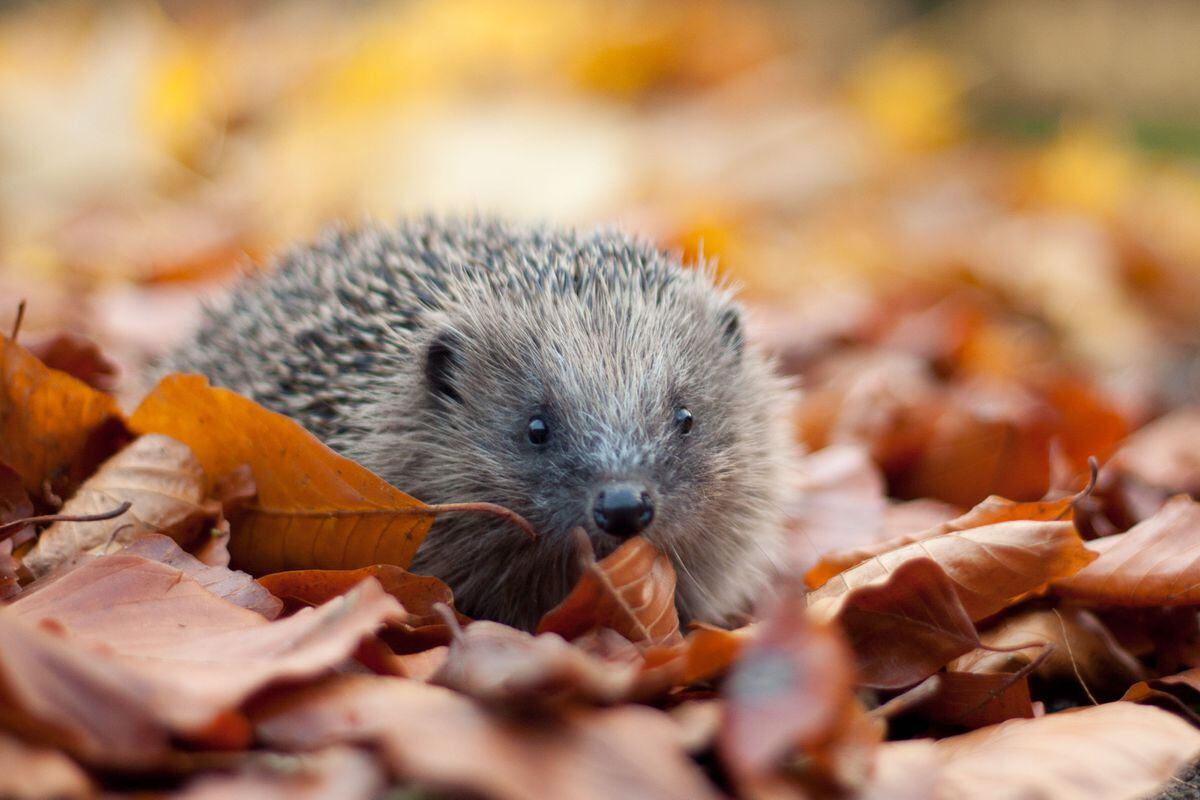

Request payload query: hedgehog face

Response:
[388,272,791,629]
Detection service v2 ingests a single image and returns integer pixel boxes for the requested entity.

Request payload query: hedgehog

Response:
[160,217,795,630]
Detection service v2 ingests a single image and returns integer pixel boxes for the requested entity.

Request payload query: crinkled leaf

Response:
[252,675,721,800]
[537,533,681,647]
[23,434,215,577]
[0,334,128,500]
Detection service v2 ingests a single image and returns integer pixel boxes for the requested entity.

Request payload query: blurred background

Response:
[3,0,1200,514]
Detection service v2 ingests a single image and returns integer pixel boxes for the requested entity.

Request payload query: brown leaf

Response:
[807,488,1080,589]
[1,555,403,765]
[917,668,1037,730]
[783,444,888,575]
[0,333,128,501]
[640,623,755,689]
[933,703,1200,800]
[119,534,283,619]
[808,558,981,689]
[537,532,681,647]
[257,565,461,631]
[1109,407,1200,495]
[22,434,216,577]
[719,587,871,788]
[965,607,1147,701]
[252,674,721,800]
[430,620,638,708]
[1055,495,1200,607]
[129,375,436,574]
[26,331,120,393]
[0,730,93,799]
[807,520,1095,621]
[173,747,387,800]
[1124,668,1200,727]
[858,740,940,800]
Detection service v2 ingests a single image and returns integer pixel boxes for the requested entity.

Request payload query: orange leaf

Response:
[536,532,681,647]
[807,520,1095,621]
[807,488,1080,589]
[1055,495,1200,607]
[0,334,128,501]
[129,375,435,574]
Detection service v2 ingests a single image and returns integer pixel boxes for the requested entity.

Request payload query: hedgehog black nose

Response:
[593,484,655,539]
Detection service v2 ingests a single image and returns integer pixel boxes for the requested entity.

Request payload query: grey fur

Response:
[160,216,794,630]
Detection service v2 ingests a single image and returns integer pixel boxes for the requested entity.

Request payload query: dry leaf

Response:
[119,534,283,619]
[965,607,1146,701]
[22,434,215,577]
[808,557,981,689]
[719,587,868,786]
[2,556,403,765]
[0,334,128,501]
[807,488,1080,589]
[431,620,638,708]
[173,747,387,800]
[0,731,93,800]
[1055,495,1200,607]
[252,674,721,800]
[537,533,681,647]
[129,375,435,574]
[26,332,120,394]
[807,520,1095,621]
[934,703,1200,800]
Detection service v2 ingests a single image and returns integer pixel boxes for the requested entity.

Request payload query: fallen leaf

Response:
[431,620,638,708]
[537,532,681,647]
[807,520,1095,621]
[858,740,941,800]
[782,444,889,575]
[22,434,216,577]
[0,334,129,501]
[807,488,1080,589]
[964,607,1146,701]
[26,331,120,393]
[129,375,436,574]
[119,534,283,619]
[0,730,92,800]
[808,558,981,689]
[252,674,721,800]
[719,587,870,787]
[257,564,461,633]
[172,747,387,800]
[934,703,1200,800]
[917,668,1037,730]
[2,555,403,765]
[1055,495,1200,607]
[1109,407,1200,495]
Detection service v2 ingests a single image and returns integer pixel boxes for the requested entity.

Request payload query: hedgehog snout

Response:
[591,481,655,539]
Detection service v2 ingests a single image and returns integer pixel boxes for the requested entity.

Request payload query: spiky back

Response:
[161,216,701,447]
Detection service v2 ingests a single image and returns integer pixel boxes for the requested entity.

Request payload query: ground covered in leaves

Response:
[7,285,1200,799]
[7,1,1200,798]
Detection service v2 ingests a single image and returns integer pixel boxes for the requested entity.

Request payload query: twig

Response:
[9,300,26,341]
[421,501,538,541]
[0,501,133,541]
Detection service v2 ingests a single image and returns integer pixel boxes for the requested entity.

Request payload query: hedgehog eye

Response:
[674,407,694,435]
[527,415,550,446]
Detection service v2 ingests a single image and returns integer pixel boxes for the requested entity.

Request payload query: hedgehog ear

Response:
[425,331,463,405]
[719,308,744,356]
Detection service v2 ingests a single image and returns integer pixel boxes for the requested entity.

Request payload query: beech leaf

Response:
[129,375,437,574]
[807,519,1096,621]
[537,532,681,647]
[22,434,216,577]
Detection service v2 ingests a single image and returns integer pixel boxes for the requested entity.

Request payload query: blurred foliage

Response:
[0,0,1199,418]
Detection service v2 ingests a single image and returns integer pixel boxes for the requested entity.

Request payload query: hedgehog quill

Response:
[162,217,795,630]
